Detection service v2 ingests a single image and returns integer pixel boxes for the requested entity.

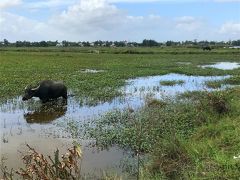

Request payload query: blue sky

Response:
[117,2,239,23]
[0,0,239,42]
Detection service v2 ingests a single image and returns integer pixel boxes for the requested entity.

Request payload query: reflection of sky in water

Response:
[201,62,240,70]
[124,73,230,99]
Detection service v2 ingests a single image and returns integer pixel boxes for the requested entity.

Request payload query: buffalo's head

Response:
[22,85,39,101]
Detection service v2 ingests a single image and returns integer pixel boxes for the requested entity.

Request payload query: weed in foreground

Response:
[1,144,82,180]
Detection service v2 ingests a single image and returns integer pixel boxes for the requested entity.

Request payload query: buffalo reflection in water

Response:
[24,100,67,124]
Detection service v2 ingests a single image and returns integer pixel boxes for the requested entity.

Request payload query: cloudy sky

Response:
[0,0,239,42]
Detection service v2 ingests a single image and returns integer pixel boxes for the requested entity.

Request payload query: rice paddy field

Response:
[0,47,240,179]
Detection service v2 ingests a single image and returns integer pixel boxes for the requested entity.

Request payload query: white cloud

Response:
[219,22,240,35]
[24,0,76,9]
[49,0,123,34]
[0,0,22,9]
[108,0,167,2]
[108,0,209,2]
[0,12,37,40]
[2,0,237,10]
[0,0,127,41]
[175,16,203,31]
[0,0,165,41]
[48,0,168,40]
[109,0,240,2]
[0,12,61,41]
[175,16,196,23]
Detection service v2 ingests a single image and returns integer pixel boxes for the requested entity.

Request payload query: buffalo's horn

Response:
[31,85,40,91]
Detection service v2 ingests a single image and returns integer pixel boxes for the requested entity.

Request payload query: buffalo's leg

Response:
[62,92,68,99]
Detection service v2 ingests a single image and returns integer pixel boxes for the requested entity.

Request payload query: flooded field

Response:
[0,73,234,178]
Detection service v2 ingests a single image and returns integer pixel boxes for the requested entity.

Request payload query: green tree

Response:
[3,39,9,46]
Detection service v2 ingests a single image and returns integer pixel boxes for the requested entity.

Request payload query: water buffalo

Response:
[202,46,211,51]
[22,80,67,102]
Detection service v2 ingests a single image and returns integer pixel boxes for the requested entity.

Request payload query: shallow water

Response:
[124,73,230,99]
[0,73,232,178]
[201,62,240,70]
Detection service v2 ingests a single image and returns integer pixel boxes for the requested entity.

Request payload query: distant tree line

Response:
[1,38,240,48]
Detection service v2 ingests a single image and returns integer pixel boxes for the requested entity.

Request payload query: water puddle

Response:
[1,133,129,179]
[200,62,240,70]
[0,73,233,178]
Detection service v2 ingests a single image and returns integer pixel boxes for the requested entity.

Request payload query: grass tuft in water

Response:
[160,80,185,86]
[205,80,222,89]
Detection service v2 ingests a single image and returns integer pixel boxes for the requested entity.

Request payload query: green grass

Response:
[205,80,223,89]
[0,46,239,54]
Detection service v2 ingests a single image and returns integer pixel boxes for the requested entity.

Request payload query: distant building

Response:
[128,43,135,47]
[56,42,63,47]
